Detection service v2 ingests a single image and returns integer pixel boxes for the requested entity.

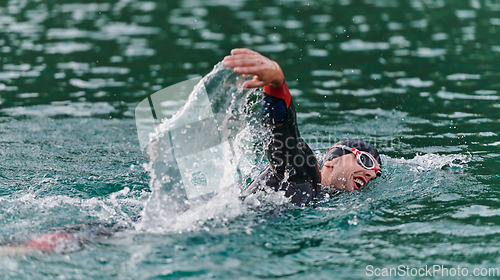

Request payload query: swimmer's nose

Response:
[364,170,377,181]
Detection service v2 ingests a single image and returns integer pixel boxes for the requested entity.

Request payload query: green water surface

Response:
[1,0,500,279]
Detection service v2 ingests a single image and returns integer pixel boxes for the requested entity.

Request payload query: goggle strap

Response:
[330,145,380,175]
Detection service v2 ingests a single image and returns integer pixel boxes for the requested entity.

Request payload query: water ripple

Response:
[1,0,500,278]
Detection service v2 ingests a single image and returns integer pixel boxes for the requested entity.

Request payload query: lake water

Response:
[1,0,500,279]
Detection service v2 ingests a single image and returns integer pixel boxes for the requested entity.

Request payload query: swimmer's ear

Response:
[323,159,336,168]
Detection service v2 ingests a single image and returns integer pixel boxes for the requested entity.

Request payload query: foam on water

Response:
[393,153,470,172]
[0,192,142,241]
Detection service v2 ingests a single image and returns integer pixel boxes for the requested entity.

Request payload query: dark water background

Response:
[1,0,500,279]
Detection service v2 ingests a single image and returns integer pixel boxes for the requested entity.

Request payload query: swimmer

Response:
[224,48,382,206]
[0,220,133,255]
[5,50,382,254]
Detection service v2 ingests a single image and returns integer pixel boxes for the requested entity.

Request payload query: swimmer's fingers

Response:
[235,63,284,87]
[224,56,261,69]
[225,48,284,88]
[232,65,268,75]
[242,77,267,89]
[225,49,271,69]
[230,48,259,55]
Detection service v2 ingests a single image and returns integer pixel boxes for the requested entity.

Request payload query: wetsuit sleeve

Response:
[263,82,291,108]
[262,81,318,183]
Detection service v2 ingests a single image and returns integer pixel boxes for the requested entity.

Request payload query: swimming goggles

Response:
[329,145,382,177]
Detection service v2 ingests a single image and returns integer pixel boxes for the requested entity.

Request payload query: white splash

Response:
[135,62,273,233]
[394,153,470,172]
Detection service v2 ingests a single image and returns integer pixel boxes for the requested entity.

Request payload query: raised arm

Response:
[223,48,285,89]
[225,49,316,177]
[226,49,320,204]
[224,48,291,109]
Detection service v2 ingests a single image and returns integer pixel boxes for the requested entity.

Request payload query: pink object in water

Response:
[25,233,77,253]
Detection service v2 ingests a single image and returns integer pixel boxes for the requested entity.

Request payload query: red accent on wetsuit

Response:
[264,80,291,108]
[25,233,74,252]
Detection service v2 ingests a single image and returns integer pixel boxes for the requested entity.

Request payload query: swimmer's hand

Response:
[224,48,285,89]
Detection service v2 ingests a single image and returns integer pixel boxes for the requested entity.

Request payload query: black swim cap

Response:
[324,140,382,166]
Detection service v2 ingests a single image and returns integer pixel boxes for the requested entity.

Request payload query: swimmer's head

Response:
[324,140,381,166]
[320,140,381,193]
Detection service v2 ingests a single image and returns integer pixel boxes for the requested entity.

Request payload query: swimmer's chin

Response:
[320,184,358,194]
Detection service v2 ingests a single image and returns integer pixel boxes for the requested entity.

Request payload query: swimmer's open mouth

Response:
[353,177,366,190]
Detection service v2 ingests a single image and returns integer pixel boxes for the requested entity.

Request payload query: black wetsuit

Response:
[244,81,321,206]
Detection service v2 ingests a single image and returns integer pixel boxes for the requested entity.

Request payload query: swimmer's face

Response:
[320,153,380,193]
